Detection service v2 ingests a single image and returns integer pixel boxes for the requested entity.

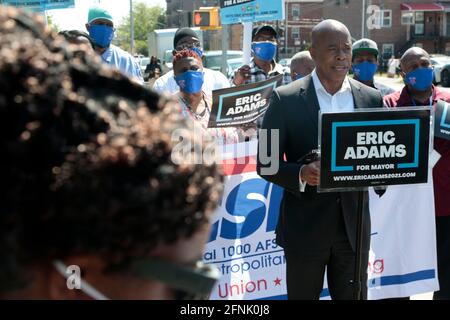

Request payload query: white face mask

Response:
[52,260,110,300]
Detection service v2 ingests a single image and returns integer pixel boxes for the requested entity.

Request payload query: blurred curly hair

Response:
[0,7,223,293]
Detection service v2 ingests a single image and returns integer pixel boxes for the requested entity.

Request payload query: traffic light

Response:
[193,11,210,27]
[193,7,220,28]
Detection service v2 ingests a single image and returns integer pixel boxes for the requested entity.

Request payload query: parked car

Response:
[430,54,450,87]
[139,57,150,75]
[202,50,243,76]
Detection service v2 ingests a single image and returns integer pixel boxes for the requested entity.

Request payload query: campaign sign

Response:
[208,74,282,128]
[1,0,75,11]
[319,108,431,190]
[219,0,284,25]
[435,100,450,140]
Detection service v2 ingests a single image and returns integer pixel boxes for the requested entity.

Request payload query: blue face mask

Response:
[251,42,277,62]
[352,61,378,82]
[295,73,304,80]
[175,70,204,94]
[88,24,115,48]
[404,67,434,91]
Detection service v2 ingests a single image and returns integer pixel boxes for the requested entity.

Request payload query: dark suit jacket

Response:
[257,74,384,252]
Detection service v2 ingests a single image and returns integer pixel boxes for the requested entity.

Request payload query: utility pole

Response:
[130,0,135,55]
[285,0,288,57]
[221,24,229,75]
[361,0,366,38]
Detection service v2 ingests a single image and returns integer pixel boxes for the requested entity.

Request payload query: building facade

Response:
[323,0,450,60]
[283,0,324,56]
[165,0,450,61]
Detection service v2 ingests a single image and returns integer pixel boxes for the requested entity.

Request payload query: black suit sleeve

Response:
[257,90,302,193]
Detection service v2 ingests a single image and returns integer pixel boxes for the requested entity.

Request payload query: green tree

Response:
[116,2,166,56]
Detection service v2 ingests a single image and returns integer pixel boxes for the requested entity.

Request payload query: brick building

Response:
[323,0,450,61]
[165,0,242,51]
[165,0,450,61]
[367,0,450,59]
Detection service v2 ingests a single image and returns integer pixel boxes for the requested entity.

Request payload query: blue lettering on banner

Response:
[220,0,284,25]
[208,179,283,242]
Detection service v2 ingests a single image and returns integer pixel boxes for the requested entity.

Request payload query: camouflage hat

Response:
[352,38,378,57]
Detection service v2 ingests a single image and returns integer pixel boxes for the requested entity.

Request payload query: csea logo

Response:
[208,178,283,242]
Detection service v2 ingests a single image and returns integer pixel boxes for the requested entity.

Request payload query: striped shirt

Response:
[231,58,290,86]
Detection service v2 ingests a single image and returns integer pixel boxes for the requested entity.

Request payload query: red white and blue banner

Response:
[204,141,286,299]
[205,141,438,299]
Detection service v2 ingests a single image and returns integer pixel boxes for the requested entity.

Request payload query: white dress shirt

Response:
[299,69,355,191]
[152,68,230,94]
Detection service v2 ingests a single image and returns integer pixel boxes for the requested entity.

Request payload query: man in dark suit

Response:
[257,20,383,300]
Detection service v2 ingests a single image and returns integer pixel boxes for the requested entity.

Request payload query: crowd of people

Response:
[0,3,448,301]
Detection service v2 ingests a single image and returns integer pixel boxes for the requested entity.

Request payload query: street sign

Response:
[0,0,75,12]
[319,107,431,191]
[219,0,284,25]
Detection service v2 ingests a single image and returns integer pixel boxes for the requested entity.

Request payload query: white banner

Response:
[367,175,439,299]
[205,141,438,299]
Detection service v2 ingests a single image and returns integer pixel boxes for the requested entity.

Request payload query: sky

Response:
[48,0,167,31]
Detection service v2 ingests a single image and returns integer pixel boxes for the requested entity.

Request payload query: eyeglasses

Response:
[175,41,202,52]
[54,258,219,300]
[131,259,220,300]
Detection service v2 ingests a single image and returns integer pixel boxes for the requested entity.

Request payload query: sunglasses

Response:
[131,259,220,300]
[175,41,202,52]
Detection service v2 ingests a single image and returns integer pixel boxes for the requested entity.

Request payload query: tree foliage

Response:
[116,2,166,56]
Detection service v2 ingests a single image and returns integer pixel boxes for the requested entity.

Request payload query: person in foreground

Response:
[0,7,222,300]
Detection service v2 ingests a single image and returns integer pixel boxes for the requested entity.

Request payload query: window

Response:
[401,12,414,25]
[381,10,392,28]
[414,11,424,35]
[382,43,394,60]
[292,4,300,21]
[292,27,300,40]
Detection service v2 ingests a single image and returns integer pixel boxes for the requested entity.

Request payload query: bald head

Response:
[311,19,351,48]
[310,19,352,87]
[291,51,313,66]
[400,47,430,65]
[290,51,315,80]
[400,47,431,75]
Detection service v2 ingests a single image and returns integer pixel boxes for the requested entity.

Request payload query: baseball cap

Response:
[352,38,379,57]
[252,25,278,40]
[88,6,114,24]
[173,27,200,48]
